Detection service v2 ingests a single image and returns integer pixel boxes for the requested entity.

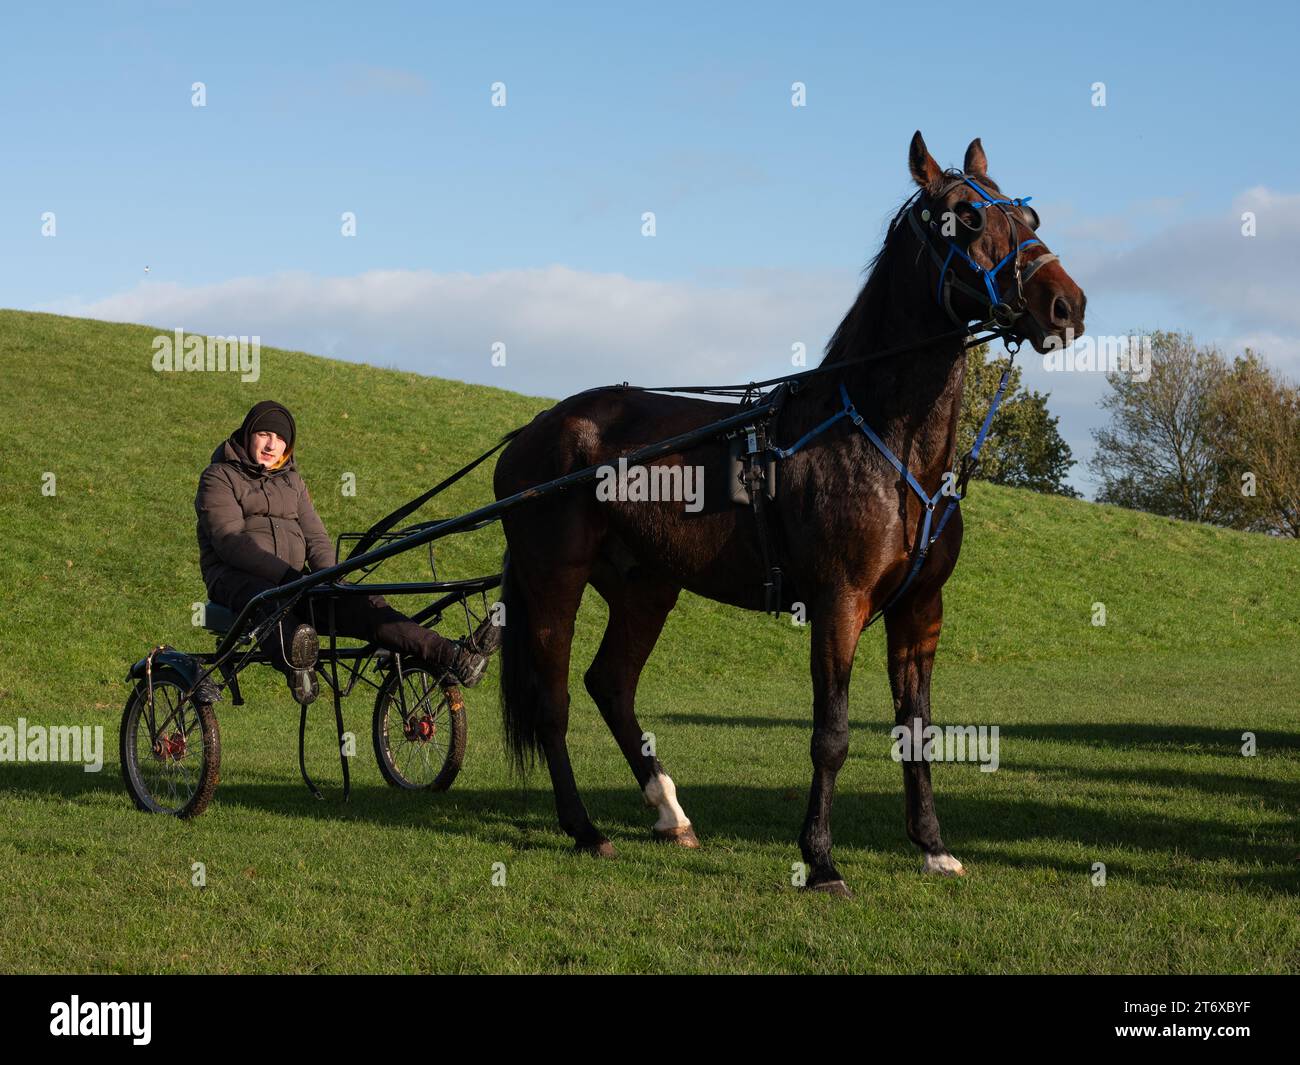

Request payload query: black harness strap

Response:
[733,383,790,616]
[639,324,1003,398]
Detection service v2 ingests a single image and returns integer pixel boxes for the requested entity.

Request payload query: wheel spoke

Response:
[381,672,454,787]
[128,680,210,813]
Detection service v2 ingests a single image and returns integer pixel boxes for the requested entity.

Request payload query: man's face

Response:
[250,430,287,468]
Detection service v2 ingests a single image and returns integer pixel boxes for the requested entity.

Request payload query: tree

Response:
[1209,351,1300,537]
[957,344,1079,497]
[1089,331,1232,523]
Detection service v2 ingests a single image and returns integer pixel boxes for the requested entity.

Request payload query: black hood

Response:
[213,400,298,476]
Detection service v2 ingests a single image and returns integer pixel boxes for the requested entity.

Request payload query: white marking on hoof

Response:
[923,852,965,877]
[643,771,691,832]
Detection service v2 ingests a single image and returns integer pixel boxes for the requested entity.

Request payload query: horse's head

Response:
[906,131,1085,354]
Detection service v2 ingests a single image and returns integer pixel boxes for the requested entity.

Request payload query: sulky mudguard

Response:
[125,645,222,705]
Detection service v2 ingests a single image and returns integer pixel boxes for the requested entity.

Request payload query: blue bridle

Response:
[933,179,1042,308]
[908,171,1058,330]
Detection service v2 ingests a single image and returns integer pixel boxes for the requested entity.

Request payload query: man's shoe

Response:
[447,644,488,689]
[288,667,320,705]
[286,623,319,704]
[288,623,319,669]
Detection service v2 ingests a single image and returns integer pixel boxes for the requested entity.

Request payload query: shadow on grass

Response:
[7,764,1296,897]
[1005,759,1300,808]
[663,714,1300,753]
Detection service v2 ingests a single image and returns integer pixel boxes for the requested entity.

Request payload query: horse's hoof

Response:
[653,824,700,848]
[575,838,616,858]
[922,852,966,877]
[805,879,854,898]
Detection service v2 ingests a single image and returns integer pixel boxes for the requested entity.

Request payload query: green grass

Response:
[1,309,1297,973]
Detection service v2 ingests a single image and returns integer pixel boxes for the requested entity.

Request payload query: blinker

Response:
[951,202,984,247]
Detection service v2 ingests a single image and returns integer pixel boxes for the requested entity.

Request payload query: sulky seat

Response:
[202,600,239,636]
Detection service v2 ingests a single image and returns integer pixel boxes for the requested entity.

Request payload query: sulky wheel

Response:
[372,666,467,791]
[120,673,221,818]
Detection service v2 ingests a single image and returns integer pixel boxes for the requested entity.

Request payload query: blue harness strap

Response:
[929,364,1009,544]
[944,238,1044,309]
[770,358,1014,625]
[771,406,849,460]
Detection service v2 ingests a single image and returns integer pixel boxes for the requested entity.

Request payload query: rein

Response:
[637,169,1044,401]
[639,323,1006,398]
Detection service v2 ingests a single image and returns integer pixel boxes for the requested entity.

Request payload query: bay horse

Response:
[492,132,1085,895]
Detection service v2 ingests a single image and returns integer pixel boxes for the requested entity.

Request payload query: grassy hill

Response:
[1,309,1297,973]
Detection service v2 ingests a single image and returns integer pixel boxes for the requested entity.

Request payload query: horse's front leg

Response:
[799,600,863,897]
[885,587,964,876]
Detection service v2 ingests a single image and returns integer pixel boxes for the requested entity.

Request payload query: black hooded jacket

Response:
[194,401,336,602]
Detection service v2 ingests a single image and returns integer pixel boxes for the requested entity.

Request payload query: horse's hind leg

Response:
[885,588,964,876]
[584,568,698,847]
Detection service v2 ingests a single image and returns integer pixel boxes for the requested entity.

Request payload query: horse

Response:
[491,131,1085,895]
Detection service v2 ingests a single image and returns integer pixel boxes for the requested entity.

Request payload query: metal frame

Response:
[127,521,501,806]
[204,575,499,800]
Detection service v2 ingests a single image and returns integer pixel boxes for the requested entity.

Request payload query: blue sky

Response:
[5,0,1299,494]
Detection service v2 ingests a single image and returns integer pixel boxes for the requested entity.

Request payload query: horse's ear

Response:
[963,138,988,177]
[909,130,942,189]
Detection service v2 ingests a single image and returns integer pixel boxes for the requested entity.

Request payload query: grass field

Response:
[1,309,1297,973]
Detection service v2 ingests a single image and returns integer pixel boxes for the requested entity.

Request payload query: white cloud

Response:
[1221,330,1300,376]
[43,265,856,399]
[1080,186,1300,372]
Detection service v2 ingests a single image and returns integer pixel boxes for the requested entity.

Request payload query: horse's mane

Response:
[819,196,916,367]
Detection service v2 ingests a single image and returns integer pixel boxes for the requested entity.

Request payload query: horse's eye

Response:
[951,202,984,245]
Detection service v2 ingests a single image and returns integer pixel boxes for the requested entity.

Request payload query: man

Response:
[196,400,488,702]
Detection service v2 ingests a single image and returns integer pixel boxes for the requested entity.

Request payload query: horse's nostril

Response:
[1051,296,1072,324]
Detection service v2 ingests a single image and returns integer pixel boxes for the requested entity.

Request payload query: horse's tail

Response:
[498,550,544,774]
